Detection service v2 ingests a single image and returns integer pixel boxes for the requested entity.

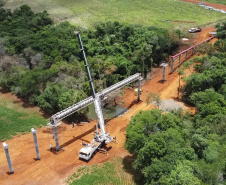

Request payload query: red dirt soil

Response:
[0,27,216,185]
[180,0,226,11]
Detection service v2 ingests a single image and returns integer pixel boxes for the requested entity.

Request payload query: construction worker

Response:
[72,121,74,128]
[50,144,52,151]
[113,136,117,144]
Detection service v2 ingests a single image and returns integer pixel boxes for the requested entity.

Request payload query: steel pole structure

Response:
[137,80,141,102]
[162,66,166,81]
[178,54,181,66]
[53,126,60,151]
[160,63,168,82]
[100,73,142,97]
[31,128,41,160]
[50,73,142,125]
[171,57,174,73]
[2,142,14,174]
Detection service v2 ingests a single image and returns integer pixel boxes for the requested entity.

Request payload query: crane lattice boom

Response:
[49,73,142,126]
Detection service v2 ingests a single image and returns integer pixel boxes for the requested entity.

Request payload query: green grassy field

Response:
[0,96,47,141]
[67,157,137,185]
[4,0,225,29]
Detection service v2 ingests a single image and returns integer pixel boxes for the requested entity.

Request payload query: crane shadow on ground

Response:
[127,99,143,109]
[49,125,96,154]
[157,79,168,84]
[79,138,91,143]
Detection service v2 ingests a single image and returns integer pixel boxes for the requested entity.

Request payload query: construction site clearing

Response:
[0,27,217,185]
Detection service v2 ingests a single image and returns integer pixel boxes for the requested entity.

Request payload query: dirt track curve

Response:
[180,0,226,11]
[0,27,216,185]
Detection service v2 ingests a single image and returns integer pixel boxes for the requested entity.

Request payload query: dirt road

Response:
[180,0,226,11]
[0,27,216,185]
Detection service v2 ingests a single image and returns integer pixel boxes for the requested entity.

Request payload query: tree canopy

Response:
[0,5,176,113]
[125,22,226,184]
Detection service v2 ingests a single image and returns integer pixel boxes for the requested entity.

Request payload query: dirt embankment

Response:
[0,27,216,185]
[180,0,226,11]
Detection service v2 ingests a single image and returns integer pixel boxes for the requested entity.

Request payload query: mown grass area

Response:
[202,0,226,5]
[0,97,47,141]
[67,157,137,185]
[4,0,225,29]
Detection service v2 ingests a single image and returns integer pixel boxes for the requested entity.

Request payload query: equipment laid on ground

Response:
[48,32,142,160]
[198,3,226,14]
[209,32,217,36]
[134,88,142,96]
[188,28,202,33]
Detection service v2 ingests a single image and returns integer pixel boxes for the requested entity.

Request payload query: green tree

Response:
[177,69,184,101]
[146,92,161,109]
[167,160,201,185]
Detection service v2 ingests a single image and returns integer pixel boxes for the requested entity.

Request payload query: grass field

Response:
[0,95,47,141]
[67,157,137,185]
[4,0,225,29]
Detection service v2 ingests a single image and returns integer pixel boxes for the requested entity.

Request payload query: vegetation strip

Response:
[123,22,226,184]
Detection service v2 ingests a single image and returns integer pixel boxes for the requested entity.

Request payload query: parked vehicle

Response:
[188,28,202,33]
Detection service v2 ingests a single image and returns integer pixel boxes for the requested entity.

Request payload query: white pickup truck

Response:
[189,28,202,33]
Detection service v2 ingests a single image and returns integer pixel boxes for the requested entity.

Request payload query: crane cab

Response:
[79,140,102,161]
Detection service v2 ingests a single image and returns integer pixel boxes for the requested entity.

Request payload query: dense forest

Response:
[0,5,178,113]
[125,22,226,184]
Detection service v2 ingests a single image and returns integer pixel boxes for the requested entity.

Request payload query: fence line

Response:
[170,36,215,73]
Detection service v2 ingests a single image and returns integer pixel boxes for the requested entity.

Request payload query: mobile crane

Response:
[76,32,114,160]
[48,32,142,161]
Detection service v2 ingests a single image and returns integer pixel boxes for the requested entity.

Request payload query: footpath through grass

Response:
[0,96,47,141]
[67,157,137,185]
[4,0,225,29]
